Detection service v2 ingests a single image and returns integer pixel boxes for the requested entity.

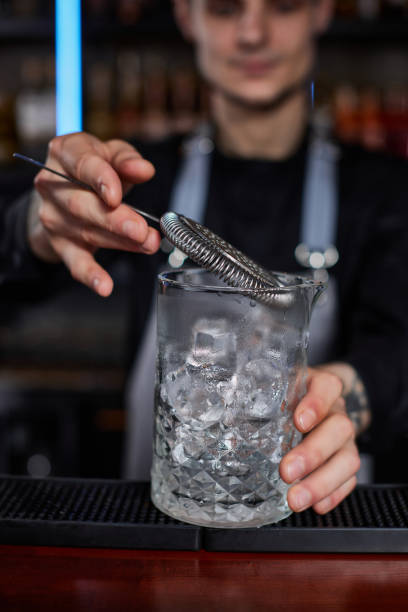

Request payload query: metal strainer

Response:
[159,211,281,292]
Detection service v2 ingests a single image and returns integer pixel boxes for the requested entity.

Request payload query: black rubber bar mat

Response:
[0,477,407,553]
[204,485,408,553]
[0,477,201,551]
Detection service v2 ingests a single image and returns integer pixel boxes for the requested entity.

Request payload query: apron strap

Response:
[295,136,340,270]
[169,125,213,220]
[303,133,340,366]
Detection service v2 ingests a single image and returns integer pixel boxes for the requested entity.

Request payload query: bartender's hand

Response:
[280,363,371,514]
[29,131,161,296]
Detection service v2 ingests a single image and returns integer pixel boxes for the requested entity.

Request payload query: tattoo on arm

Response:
[342,372,371,435]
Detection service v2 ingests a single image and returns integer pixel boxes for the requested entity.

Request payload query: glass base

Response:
[151,470,293,529]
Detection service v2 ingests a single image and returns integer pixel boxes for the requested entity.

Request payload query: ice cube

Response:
[247,393,271,419]
[239,359,288,419]
[243,358,282,389]
[161,366,192,421]
[187,318,237,373]
[198,404,224,426]
[162,364,230,426]
[172,442,188,465]
[216,375,238,407]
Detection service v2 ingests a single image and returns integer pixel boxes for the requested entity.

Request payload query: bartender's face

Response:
[174,0,333,108]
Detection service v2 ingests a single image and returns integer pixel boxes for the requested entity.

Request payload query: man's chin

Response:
[209,78,310,112]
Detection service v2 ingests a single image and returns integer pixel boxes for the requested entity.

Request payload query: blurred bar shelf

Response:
[0,16,180,44]
[0,366,126,393]
[323,18,408,43]
[0,19,54,43]
[2,18,408,45]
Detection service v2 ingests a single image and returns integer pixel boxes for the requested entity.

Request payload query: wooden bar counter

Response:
[1,545,408,611]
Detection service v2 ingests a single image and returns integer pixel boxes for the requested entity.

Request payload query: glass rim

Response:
[158,267,326,294]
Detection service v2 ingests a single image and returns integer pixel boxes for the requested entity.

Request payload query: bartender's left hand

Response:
[279,367,361,514]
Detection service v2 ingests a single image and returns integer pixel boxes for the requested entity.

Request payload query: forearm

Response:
[315,362,371,437]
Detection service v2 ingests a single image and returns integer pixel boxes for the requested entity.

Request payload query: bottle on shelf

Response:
[85,0,112,20]
[383,84,408,157]
[116,0,144,24]
[84,61,115,140]
[115,51,143,139]
[10,0,40,18]
[332,83,360,143]
[168,56,199,134]
[0,90,17,164]
[139,52,171,140]
[335,0,358,18]
[14,56,55,155]
[329,80,408,158]
[359,86,386,151]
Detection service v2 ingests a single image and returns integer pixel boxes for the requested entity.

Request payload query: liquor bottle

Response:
[336,0,358,18]
[140,52,170,140]
[383,85,408,157]
[115,51,143,139]
[85,61,115,140]
[168,57,198,134]
[11,0,39,18]
[333,84,360,143]
[14,57,56,153]
[85,0,111,20]
[0,90,17,164]
[359,87,386,151]
[117,0,144,24]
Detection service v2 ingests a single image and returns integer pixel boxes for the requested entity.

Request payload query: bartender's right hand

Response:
[29,131,161,296]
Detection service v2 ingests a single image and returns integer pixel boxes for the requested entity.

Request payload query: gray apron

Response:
[124,126,340,480]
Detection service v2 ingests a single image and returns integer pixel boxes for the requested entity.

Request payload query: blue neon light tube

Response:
[55,0,82,135]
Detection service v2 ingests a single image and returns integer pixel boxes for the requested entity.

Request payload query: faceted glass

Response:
[151,269,325,528]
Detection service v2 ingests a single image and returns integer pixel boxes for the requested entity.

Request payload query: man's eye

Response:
[206,0,242,16]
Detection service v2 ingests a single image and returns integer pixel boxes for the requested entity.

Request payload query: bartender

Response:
[1,0,407,514]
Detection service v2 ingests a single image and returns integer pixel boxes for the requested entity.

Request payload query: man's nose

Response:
[237,5,269,48]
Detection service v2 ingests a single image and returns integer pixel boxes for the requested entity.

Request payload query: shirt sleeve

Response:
[0,190,62,289]
[343,158,408,451]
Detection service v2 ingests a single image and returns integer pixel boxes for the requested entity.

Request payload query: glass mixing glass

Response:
[151,268,325,528]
